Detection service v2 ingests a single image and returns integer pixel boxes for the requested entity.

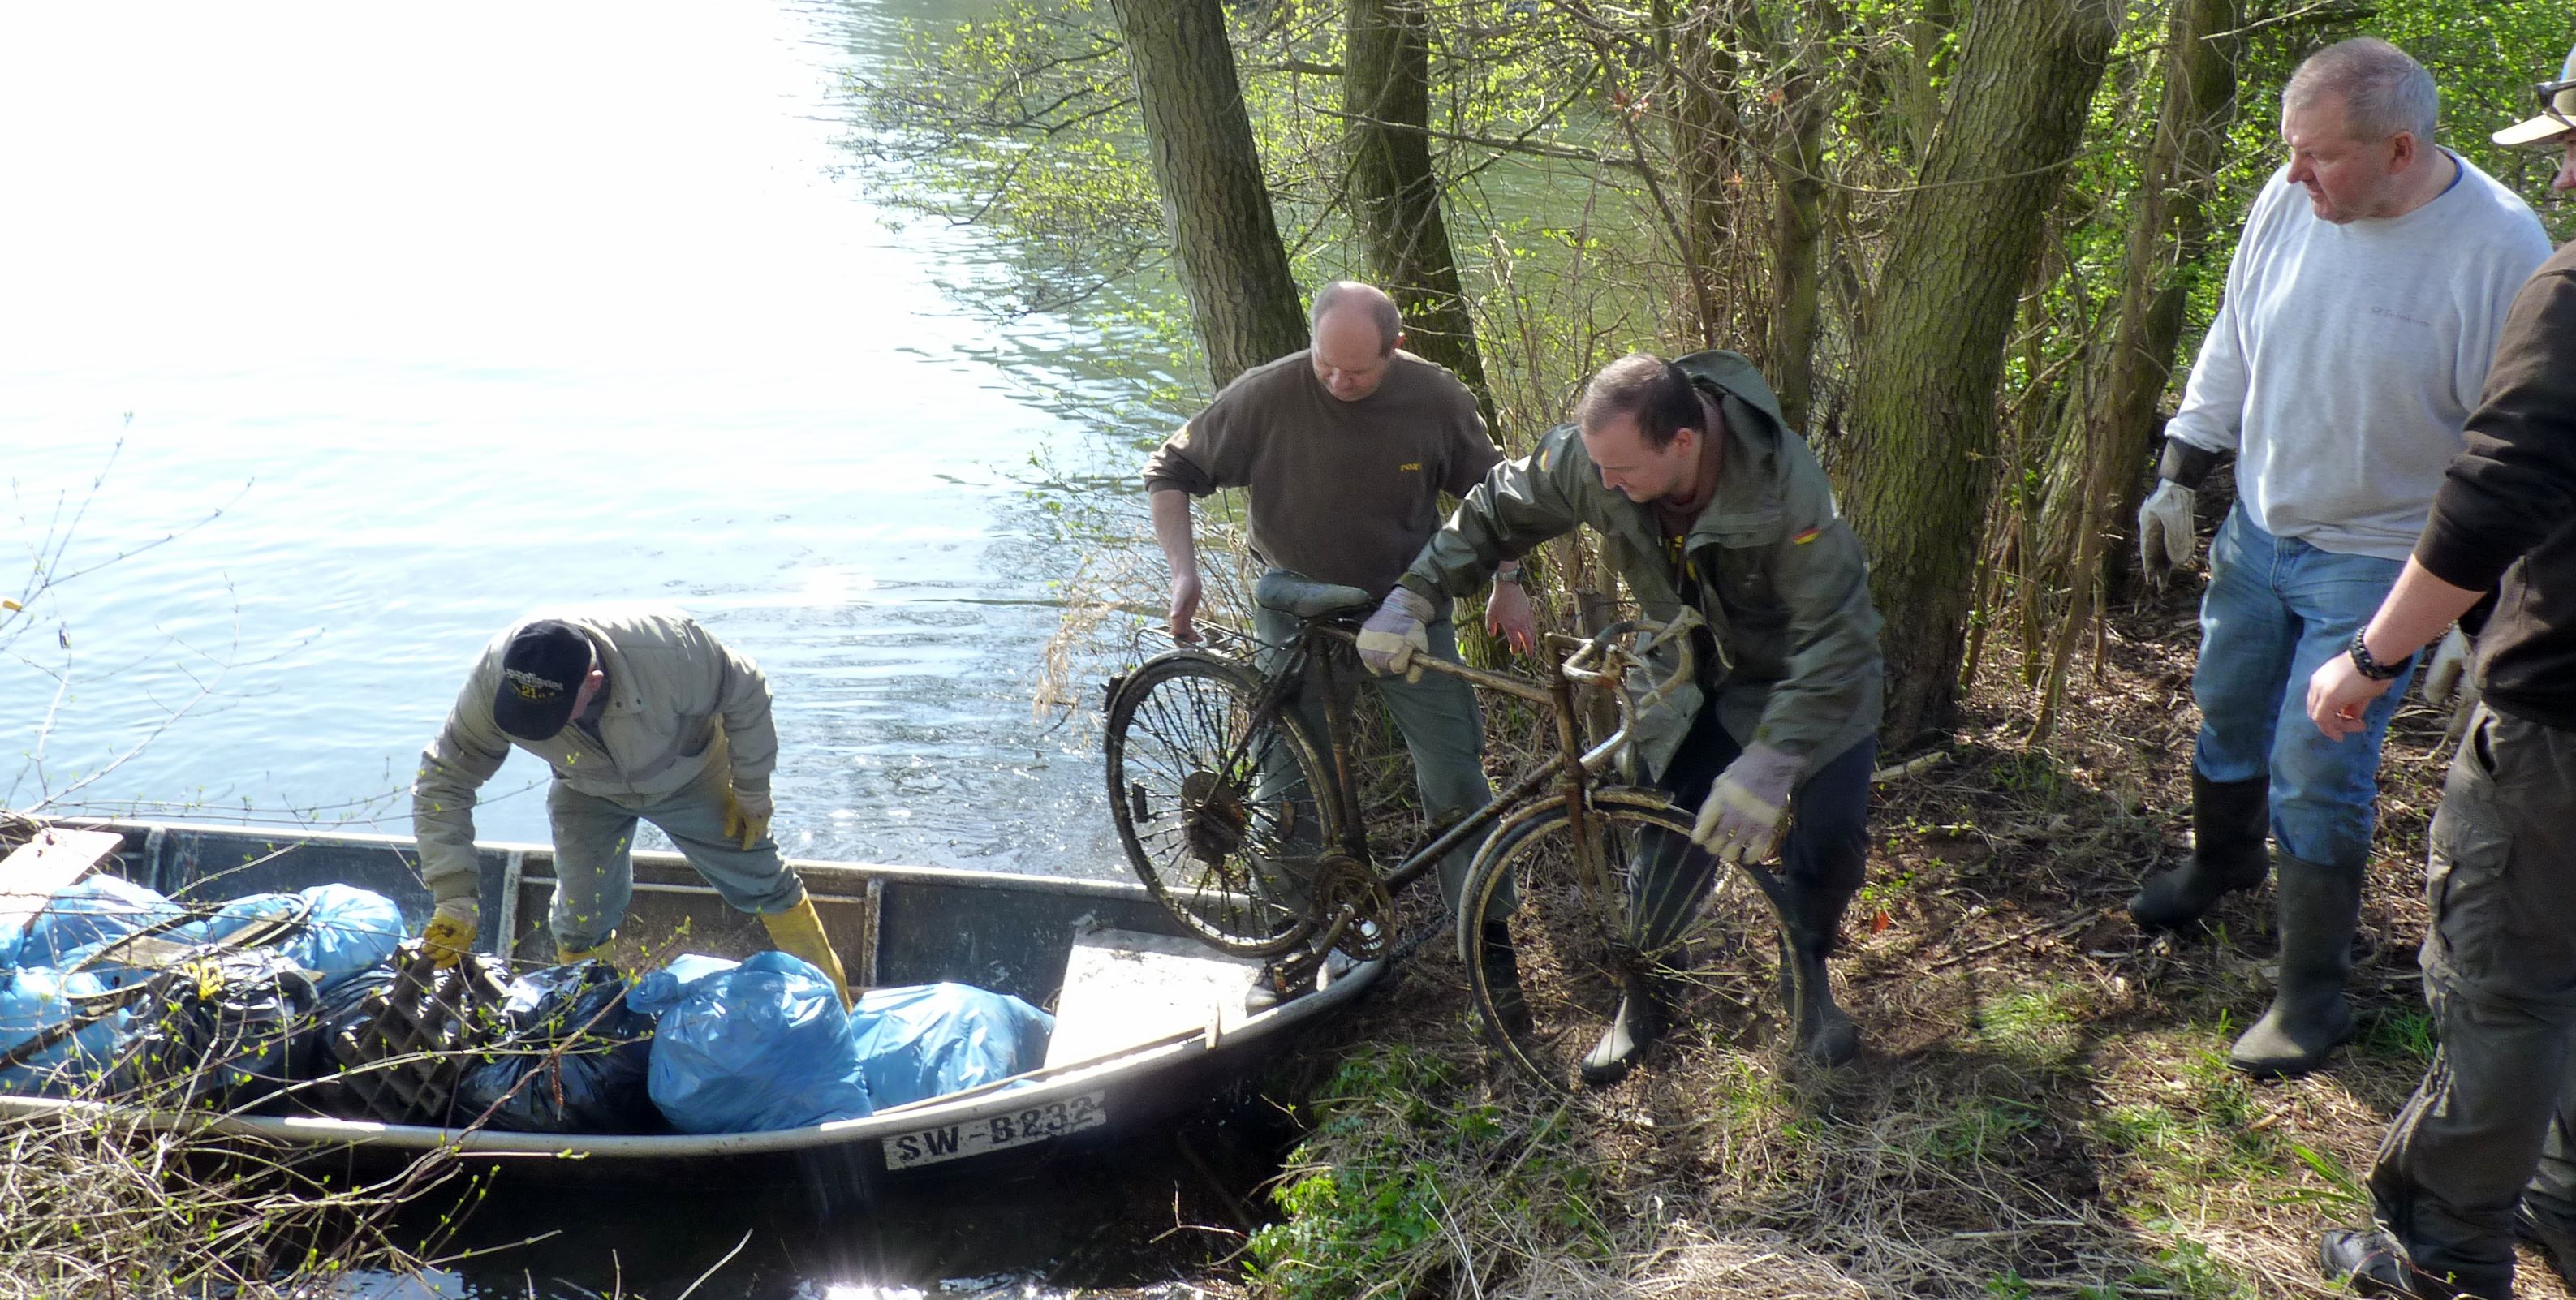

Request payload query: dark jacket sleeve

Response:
[2414,256,2576,591]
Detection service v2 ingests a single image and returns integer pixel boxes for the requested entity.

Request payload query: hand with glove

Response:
[1357,586,1434,682]
[2135,480,2197,586]
[418,896,479,968]
[724,781,773,851]
[1691,744,1801,865]
[2421,626,2472,708]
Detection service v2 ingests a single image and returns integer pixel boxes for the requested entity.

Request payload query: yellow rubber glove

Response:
[724,782,773,852]
[418,896,479,968]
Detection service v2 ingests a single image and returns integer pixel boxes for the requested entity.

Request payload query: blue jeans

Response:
[2193,504,2414,872]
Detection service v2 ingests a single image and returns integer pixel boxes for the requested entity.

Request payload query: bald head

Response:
[1309,281,1405,402]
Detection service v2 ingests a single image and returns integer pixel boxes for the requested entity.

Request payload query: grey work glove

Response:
[1690,743,1800,865]
[1356,586,1434,682]
[2136,480,2196,583]
[2421,627,2472,708]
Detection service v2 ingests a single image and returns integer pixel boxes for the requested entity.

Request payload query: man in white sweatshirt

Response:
[2127,37,2551,1078]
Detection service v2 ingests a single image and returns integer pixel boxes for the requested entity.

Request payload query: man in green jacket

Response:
[1361,351,1883,1076]
[411,605,852,1004]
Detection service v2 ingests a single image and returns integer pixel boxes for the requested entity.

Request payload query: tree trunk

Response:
[1762,3,1831,434]
[1667,0,1742,350]
[1837,0,2120,741]
[1110,0,1309,390]
[1345,0,1493,420]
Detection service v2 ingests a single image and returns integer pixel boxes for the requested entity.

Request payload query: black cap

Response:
[493,620,592,741]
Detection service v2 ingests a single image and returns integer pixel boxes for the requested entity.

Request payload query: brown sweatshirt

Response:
[2413,239,2576,729]
[1141,349,1498,594]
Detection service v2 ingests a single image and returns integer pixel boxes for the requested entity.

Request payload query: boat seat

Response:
[1043,928,1263,1069]
[1252,571,1374,621]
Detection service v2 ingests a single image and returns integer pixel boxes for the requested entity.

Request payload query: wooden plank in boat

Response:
[0,829,122,935]
[1042,928,1261,1069]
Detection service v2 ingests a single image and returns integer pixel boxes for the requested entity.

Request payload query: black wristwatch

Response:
[2347,630,2411,682]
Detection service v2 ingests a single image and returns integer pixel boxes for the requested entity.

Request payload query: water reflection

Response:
[0,0,1187,877]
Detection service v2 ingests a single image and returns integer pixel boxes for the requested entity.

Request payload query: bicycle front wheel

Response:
[1459,790,1790,1093]
[1105,651,1339,957]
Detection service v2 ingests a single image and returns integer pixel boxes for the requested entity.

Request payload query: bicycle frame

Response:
[1213,607,1698,924]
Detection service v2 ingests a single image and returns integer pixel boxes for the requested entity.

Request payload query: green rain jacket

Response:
[1396,350,1883,782]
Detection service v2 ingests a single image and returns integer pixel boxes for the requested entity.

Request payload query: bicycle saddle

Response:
[1253,570,1374,619]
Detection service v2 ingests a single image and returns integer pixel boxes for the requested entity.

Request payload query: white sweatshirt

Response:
[2165,155,2552,561]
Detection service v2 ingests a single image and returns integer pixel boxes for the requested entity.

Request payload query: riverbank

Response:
[1226,577,2554,1300]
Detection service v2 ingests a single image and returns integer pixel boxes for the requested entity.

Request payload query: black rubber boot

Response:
[1579,973,1667,1087]
[2230,853,2362,1078]
[1478,919,1531,1040]
[1779,880,1859,1066]
[2130,771,2272,929]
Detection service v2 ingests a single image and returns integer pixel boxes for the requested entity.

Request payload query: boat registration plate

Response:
[884,1091,1108,1169]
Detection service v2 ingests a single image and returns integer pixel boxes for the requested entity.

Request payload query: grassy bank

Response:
[1228,581,2560,1300]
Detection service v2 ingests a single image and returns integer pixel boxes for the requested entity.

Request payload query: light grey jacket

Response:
[1398,350,1883,781]
[411,605,778,902]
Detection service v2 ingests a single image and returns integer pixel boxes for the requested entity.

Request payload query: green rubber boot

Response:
[2229,853,2362,1078]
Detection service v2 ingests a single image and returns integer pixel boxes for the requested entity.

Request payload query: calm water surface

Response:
[0,0,1170,878]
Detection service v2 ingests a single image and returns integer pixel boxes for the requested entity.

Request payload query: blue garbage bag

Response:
[455,961,659,1134]
[69,890,300,992]
[847,983,1053,1108]
[629,951,872,1133]
[0,966,124,1096]
[277,885,405,992]
[15,875,180,971]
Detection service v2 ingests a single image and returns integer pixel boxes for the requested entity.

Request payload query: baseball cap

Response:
[492,619,592,741]
[2493,41,2576,147]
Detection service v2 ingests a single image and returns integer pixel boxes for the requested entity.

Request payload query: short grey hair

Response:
[1308,281,1402,355]
[2285,37,2439,143]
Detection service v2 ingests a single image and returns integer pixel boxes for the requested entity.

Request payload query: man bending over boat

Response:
[408,605,851,1004]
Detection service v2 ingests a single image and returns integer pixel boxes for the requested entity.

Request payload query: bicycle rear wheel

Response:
[1458,790,1790,1093]
[1105,651,1339,957]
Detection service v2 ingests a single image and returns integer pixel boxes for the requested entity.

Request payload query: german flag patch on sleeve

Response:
[1792,524,1825,545]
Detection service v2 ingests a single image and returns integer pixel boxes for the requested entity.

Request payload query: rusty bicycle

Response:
[1103,570,1804,1091]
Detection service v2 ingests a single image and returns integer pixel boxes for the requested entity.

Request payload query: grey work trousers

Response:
[545,757,807,952]
[1253,603,1497,914]
[2369,705,2576,1297]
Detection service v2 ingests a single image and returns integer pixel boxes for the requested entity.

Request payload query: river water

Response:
[0,0,1170,879]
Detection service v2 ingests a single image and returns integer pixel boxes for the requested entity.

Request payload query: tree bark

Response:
[1837,0,2120,741]
[1761,2,1830,434]
[1667,0,1743,351]
[1110,0,1309,390]
[1345,0,1492,420]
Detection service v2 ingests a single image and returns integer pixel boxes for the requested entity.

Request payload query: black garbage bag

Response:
[454,961,659,1134]
[108,949,317,1110]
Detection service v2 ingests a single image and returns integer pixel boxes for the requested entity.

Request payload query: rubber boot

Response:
[1478,919,1532,1040]
[555,931,618,966]
[762,896,855,1008]
[1579,972,1667,1087]
[2229,853,2361,1078]
[2130,771,2272,929]
[1780,879,1860,1067]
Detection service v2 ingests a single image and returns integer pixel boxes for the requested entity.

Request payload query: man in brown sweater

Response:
[1140,281,1531,943]
[2309,59,2576,1298]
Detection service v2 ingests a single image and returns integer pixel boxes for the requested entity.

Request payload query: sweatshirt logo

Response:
[1398,462,1422,472]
